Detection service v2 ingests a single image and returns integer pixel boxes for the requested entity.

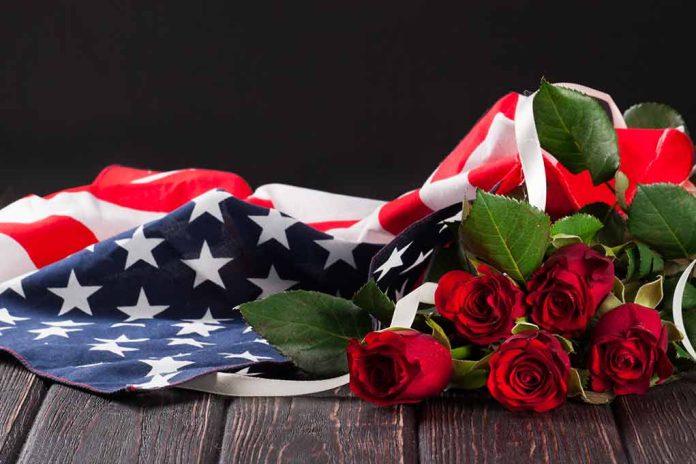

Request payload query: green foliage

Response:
[624,102,687,132]
[628,184,696,259]
[459,191,550,283]
[352,280,395,327]
[240,291,372,377]
[534,80,619,184]
[551,213,603,245]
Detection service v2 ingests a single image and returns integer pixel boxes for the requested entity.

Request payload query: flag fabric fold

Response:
[0,87,632,392]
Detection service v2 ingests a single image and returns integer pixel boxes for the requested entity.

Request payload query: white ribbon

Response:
[178,282,438,396]
[514,93,546,211]
[673,259,696,360]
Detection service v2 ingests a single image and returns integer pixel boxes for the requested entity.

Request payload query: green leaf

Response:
[240,291,372,377]
[533,81,620,184]
[634,276,663,308]
[459,190,551,282]
[550,234,584,249]
[624,102,687,131]
[450,355,492,390]
[352,279,395,327]
[554,334,575,353]
[551,213,603,245]
[597,292,623,318]
[615,171,630,211]
[425,317,451,350]
[663,277,696,311]
[450,345,473,360]
[568,368,615,404]
[580,203,626,247]
[663,321,684,342]
[511,321,540,334]
[423,245,472,283]
[628,184,696,259]
[636,242,664,279]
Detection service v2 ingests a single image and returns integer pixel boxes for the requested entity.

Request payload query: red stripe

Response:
[88,166,253,212]
[378,190,433,235]
[245,197,275,209]
[0,217,97,268]
[430,92,519,182]
[307,220,359,232]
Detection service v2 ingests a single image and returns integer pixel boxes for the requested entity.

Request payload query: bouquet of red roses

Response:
[238,81,696,412]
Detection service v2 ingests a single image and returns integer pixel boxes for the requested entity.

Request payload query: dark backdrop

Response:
[1,1,694,201]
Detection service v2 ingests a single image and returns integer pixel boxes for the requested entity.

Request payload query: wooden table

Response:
[0,354,694,463]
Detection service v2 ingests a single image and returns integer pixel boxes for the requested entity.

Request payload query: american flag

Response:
[0,89,623,392]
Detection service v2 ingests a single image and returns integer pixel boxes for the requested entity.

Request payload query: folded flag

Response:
[0,85,690,393]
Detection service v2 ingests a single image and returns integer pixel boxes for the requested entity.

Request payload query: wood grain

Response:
[418,391,627,464]
[220,397,417,463]
[614,375,696,464]
[0,357,49,463]
[16,385,227,464]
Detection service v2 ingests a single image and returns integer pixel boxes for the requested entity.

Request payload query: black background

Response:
[1,1,694,201]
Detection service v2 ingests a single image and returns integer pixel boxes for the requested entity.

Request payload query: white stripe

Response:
[0,192,165,241]
[131,170,183,184]
[178,282,437,397]
[419,171,475,211]
[253,183,385,223]
[0,234,36,281]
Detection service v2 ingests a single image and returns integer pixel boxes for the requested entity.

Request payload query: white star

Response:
[220,351,274,363]
[253,338,269,345]
[117,288,169,322]
[248,209,298,249]
[172,309,230,337]
[139,356,194,377]
[130,373,179,390]
[394,279,409,301]
[89,335,148,357]
[399,249,434,275]
[438,210,463,233]
[47,270,102,316]
[234,367,261,377]
[373,243,411,281]
[247,265,298,299]
[167,338,215,348]
[31,327,71,340]
[0,327,15,335]
[85,244,95,252]
[29,320,93,340]
[314,239,358,269]
[0,308,29,325]
[181,241,234,289]
[115,226,165,269]
[189,190,231,223]
[0,275,27,298]
[243,326,253,334]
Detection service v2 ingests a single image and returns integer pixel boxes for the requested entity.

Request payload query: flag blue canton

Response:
[0,190,381,392]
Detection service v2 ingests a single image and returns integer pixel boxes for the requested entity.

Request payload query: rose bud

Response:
[435,270,525,345]
[487,330,571,413]
[526,243,614,338]
[346,329,452,406]
[588,303,673,395]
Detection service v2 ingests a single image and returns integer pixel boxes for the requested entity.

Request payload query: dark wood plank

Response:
[17,384,227,464]
[220,397,417,463]
[0,357,49,463]
[614,375,696,464]
[418,391,627,464]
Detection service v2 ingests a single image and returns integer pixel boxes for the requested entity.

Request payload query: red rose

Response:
[526,244,614,338]
[487,330,571,412]
[347,329,452,406]
[435,270,525,345]
[588,303,673,395]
